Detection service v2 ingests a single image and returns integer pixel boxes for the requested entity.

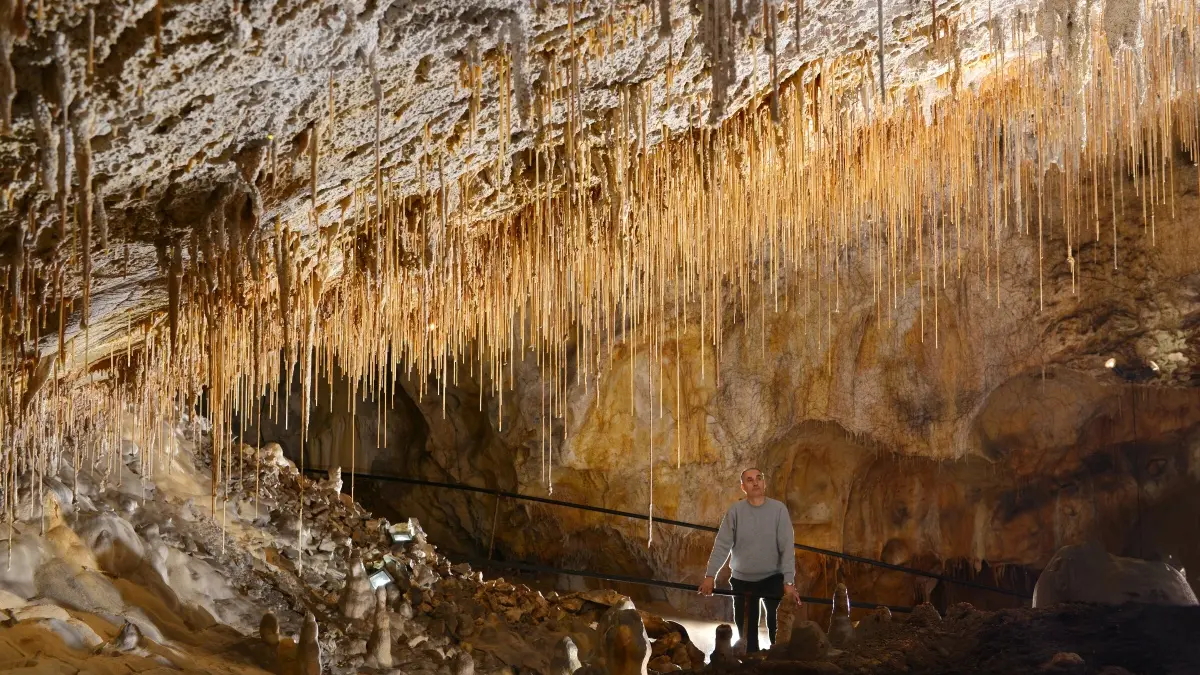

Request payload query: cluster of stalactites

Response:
[2,0,1199,525]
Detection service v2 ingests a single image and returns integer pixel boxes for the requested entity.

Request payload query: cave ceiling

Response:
[0,0,1198,468]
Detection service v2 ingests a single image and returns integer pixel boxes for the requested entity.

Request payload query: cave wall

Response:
[253,163,1200,622]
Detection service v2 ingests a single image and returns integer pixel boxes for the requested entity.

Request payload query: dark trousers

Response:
[730,573,784,653]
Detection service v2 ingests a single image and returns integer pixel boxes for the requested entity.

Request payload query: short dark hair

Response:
[740,468,764,481]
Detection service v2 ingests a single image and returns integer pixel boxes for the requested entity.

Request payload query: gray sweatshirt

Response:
[704,497,796,585]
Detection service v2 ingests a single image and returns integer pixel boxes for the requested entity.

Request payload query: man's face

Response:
[740,469,766,498]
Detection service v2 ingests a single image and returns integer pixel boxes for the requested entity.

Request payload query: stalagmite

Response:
[710,624,738,666]
[339,552,373,619]
[907,602,942,626]
[260,611,280,647]
[297,611,322,675]
[366,587,392,668]
[550,635,583,675]
[601,608,650,675]
[857,605,892,640]
[828,582,856,646]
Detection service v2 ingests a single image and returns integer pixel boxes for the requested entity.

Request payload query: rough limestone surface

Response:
[0,0,1017,252]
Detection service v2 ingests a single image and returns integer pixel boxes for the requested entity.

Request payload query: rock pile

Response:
[204,439,723,675]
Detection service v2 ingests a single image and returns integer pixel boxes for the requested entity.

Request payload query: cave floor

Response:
[738,603,1200,675]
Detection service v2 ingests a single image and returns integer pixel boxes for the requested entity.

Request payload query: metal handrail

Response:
[310,469,1033,600]
[468,557,916,613]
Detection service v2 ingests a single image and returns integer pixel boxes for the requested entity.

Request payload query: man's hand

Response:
[698,576,715,597]
[784,583,802,606]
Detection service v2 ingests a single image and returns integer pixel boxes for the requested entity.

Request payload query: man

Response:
[698,467,800,653]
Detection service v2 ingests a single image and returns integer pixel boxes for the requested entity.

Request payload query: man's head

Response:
[740,468,766,499]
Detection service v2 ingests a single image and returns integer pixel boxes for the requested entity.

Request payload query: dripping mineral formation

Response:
[1,0,1200,672]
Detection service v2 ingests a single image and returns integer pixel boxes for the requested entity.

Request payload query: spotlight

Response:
[1149,360,1160,372]
[389,519,415,544]
[1105,358,1116,369]
[368,568,393,590]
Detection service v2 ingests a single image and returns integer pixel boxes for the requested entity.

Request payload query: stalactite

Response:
[71,98,94,328]
[87,9,95,81]
[168,244,181,355]
[32,95,58,198]
[0,0,21,135]
[154,0,163,58]
[93,181,108,251]
[53,33,75,243]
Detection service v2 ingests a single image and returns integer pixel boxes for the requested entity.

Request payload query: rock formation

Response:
[319,466,343,494]
[857,606,892,640]
[339,553,374,620]
[908,603,943,627]
[601,608,651,675]
[770,620,830,661]
[1033,542,1200,608]
[827,583,856,647]
[297,611,322,675]
[450,651,476,675]
[710,624,739,667]
[110,621,141,652]
[366,587,392,668]
[550,636,583,675]
[260,611,280,647]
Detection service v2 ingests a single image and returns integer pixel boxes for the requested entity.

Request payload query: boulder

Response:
[1033,541,1199,607]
